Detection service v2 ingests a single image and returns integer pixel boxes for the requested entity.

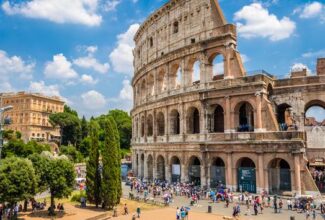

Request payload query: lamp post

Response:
[0,105,13,163]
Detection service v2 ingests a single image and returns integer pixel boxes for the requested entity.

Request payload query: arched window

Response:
[236,102,254,132]
[173,21,179,34]
[187,107,200,134]
[140,116,145,137]
[147,114,153,136]
[212,54,224,80]
[170,64,182,90]
[193,61,200,83]
[170,110,180,135]
[277,103,292,130]
[149,37,153,47]
[157,70,167,93]
[147,74,154,96]
[157,112,165,136]
[213,105,224,132]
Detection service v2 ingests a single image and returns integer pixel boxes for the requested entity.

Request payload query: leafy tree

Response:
[0,157,37,205]
[86,121,101,207]
[79,137,91,157]
[3,129,21,141]
[81,116,89,139]
[107,110,132,149]
[59,145,84,163]
[46,158,76,215]
[101,117,121,209]
[2,139,50,158]
[64,105,78,117]
[28,153,51,193]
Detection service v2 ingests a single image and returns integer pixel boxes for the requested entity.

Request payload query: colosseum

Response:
[131,0,325,196]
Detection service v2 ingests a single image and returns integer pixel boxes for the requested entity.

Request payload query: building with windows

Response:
[0,92,64,142]
[131,0,325,196]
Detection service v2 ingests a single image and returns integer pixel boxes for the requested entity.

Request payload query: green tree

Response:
[46,158,76,215]
[107,110,132,149]
[0,157,37,205]
[86,121,101,207]
[2,139,50,158]
[79,137,91,157]
[28,153,51,193]
[101,117,121,209]
[81,116,89,139]
[59,145,84,163]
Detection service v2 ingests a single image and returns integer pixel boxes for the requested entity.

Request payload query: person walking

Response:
[254,202,258,215]
[124,204,129,215]
[176,207,180,220]
[136,206,141,218]
[279,199,283,213]
[312,209,316,220]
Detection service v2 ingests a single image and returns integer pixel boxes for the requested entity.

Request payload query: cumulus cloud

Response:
[80,74,98,85]
[234,3,296,41]
[119,79,133,100]
[44,54,78,80]
[0,82,15,92]
[2,0,102,26]
[295,2,324,19]
[103,0,120,12]
[81,90,106,109]
[29,81,61,97]
[302,49,325,58]
[109,23,140,75]
[0,50,34,78]
[291,63,311,73]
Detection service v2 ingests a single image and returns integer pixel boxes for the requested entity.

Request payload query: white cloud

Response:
[119,79,133,100]
[0,50,34,78]
[29,81,61,97]
[2,0,102,26]
[234,3,296,41]
[80,74,98,85]
[299,2,324,19]
[44,54,78,80]
[0,82,15,92]
[73,55,109,74]
[302,49,325,58]
[86,45,98,54]
[103,0,120,12]
[291,63,310,73]
[81,90,106,109]
[109,23,140,75]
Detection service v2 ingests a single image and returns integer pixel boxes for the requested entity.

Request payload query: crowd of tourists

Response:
[0,204,20,220]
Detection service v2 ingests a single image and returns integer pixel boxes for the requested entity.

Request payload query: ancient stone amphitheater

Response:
[131,0,325,195]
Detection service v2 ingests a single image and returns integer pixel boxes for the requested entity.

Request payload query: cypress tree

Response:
[101,118,120,209]
[86,120,101,207]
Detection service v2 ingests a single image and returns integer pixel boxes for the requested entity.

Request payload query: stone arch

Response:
[134,118,138,138]
[210,157,226,188]
[267,84,273,101]
[173,21,179,34]
[235,101,255,132]
[213,105,224,132]
[140,153,145,178]
[147,114,153,136]
[210,53,225,80]
[170,156,181,183]
[157,112,165,136]
[157,69,167,93]
[147,154,154,181]
[140,79,146,99]
[170,109,180,135]
[277,103,292,130]
[147,73,154,96]
[236,157,256,193]
[156,155,165,180]
[268,158,291,194]
[140,115,145,137]
[187,107,200,134]
[305,100,325,125]
[169,62,182,90]
[188,156,201,186]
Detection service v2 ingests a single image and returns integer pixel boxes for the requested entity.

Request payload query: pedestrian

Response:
[306,210,310,220]
[180,209,186,220]
[13,204,19,218]
[124,204,129,215]
[260,202,264,214]
[279,199,283,213]
[312,209,316,220]
[136,206,141,218]
[287,199,292,210]
[132,214,136,220]
[176,207,180,220]
[254,202,258,215]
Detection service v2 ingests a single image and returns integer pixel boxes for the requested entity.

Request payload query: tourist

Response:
[0,204,3,220]
[176,207,180,220]
[132,214,136,220]
[312,209,316,220]
[253,201,258,215]
[180,208,186,220]
[306,210,311,220]
[124,204,129,215]
[274,196,278,213]
[59,204,64,212]
[287,199,292,210]
[279,199,283,213]
[136,206,141,218]
[13,204,19,219]
[260,202,264,214]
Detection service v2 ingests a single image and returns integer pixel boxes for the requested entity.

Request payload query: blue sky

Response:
[0,0,324,118]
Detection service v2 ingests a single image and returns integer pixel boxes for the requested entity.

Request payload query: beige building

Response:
[131,0,325,196]
[0,92,64,142]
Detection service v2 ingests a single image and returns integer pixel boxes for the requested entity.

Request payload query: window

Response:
[173,21,179,34]
[149,37,153,47]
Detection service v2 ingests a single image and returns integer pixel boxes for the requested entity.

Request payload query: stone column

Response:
[257,153,265,193]
[294,154,302,196]
[153,68,158,97]
[255,92,264,132]
[153,110,157,142]
[153,153,157,180]
[225,96,231,133]
[144,154,148,180]
[200,165,206,187]
[144,111,147,142]
[224,47,232,79]
[165,155,171,182]
[226,153,234,190]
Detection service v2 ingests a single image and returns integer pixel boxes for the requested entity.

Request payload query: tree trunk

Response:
[23,199,28,212]
[49,194,55,216]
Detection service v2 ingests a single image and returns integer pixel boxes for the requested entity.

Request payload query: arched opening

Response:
[170,64,182,90]
[187,107,200,134]
[170,109,180,135]
[156,155,165,181]
[147,114,153,137]
[157,112,165,136]
[268,158,291,194]
[134,118,138,138]
[305,100,325,126]
[267,84,273,101]
[213,105,224,132]
[149,37,153,48]
[277,103,292,131]
[136,154,139,175]
[140,153,145,178]
[237,102,254,132]
[192,61,201,84]
[157,70,167,93]
[210,157,226,188]
[171,156,181,183]
[188,156,201,186]
[173,21,179,34]
[237,157,256,193]
[147,155,153,181]
[147,74,154,96]
[211,54,224,80]
[141,79,146,100]
[140,116,145,137]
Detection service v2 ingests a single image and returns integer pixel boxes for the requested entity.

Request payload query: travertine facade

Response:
[0,92,64,142]
[131,0,325,195]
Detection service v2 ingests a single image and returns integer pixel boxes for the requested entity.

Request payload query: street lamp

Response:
[0,105,13,163]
